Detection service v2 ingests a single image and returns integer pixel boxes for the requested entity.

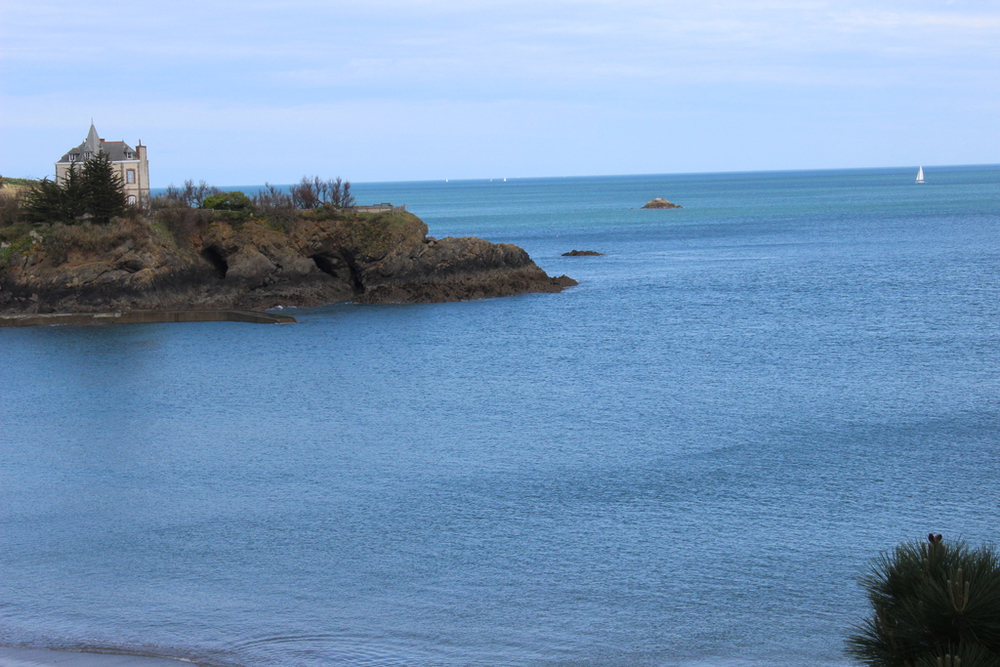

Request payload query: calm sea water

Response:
[2,167,999,667]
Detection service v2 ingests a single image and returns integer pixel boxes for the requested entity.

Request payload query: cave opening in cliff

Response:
[310,254,340,279]
[201,246,228,279]
[312,253,364,292]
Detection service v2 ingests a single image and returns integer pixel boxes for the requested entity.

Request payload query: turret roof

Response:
[57,123,139,163]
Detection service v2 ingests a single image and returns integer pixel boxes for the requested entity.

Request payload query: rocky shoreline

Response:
[0,211,575,315]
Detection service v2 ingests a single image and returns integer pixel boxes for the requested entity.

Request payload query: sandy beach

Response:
[0,647,200,667]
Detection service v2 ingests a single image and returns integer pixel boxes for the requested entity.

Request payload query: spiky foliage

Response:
[23,154,126,225]
[22,178,67,223]
[81,152,128,224]
[847,535,1000,667]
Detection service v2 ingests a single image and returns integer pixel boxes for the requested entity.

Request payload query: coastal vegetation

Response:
[0,176,40,189]
[0,171,574,312]
[0,172,362,264]
[848,534,1000,667]
[23,153,129,225]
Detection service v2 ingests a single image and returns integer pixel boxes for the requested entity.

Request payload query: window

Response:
[127,195,137,205]
[126,169,136,184]
[69,154,78,162]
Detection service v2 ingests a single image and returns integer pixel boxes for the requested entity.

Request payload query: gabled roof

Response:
[57,123,139,163]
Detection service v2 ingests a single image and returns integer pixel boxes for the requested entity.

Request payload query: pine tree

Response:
[847,535,1000,667]
[23,178,70,223]
[61,164,88,220]
[23,154,128,224]
[82,151,128,224]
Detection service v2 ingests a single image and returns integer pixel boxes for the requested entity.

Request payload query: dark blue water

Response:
[2,166,999,667]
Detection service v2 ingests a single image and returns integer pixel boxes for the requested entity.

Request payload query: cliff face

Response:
[0,212,575,314]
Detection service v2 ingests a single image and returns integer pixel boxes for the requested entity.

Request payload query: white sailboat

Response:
[915,166,925,184]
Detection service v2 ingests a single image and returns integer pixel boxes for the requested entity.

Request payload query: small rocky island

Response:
[0,207,576,316]
[562,250,604,256]
[641,198,682,209]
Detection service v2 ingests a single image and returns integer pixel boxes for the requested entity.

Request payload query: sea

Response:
[1,166,998,667]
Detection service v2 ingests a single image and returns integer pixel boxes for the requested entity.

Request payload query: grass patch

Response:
[0,177,41,188]
[43,217,155,265]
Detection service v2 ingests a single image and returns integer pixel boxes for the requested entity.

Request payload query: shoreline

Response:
[0,309,296,328]
[0,646,206,667]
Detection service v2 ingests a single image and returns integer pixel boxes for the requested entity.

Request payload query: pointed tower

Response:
[84,122,102,155]
[55,122,150,207]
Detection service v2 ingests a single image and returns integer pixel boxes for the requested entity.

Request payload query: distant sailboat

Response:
[916,166,925,184]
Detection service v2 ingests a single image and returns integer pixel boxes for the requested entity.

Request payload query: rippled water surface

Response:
[2,167,999,666]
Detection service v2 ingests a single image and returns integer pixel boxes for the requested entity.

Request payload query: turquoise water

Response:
[2,166,999,666]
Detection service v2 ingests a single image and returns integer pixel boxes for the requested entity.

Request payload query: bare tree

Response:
[291,176,325,209]
[159,180,219,208]
[338,179,354,208]
[253,183,293,209]
[291,176,354,209]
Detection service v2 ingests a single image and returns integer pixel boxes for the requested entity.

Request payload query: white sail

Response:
[916,166,925,183]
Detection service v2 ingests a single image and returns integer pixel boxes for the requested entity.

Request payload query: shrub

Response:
[253,183,296,231]
[152,206,214,245]
[0,190,24,228]
[156,180,220,208]
[847,534,1000,667]
[201,190,252,211]
[42,217,153,265]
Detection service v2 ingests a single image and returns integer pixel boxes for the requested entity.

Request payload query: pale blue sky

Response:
[2,0,998,186]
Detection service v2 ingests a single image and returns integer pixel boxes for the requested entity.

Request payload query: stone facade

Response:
[55,123,149,206]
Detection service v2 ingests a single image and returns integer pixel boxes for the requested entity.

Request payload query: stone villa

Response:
[55,123,149,206]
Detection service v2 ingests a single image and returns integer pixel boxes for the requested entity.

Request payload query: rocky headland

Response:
[0,210,576,315]
[641,198,682,209]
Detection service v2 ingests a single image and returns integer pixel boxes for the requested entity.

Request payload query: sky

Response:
[1,0,998,186]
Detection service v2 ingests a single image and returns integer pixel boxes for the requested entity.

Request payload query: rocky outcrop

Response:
[562,250,604,256]
[641,198,682,209]
[0,212,576,314]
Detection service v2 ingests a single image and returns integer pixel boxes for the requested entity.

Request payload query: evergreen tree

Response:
[23,178,70,223]
[847,534,1000,667]
[82,152,127,224]
[23,154,128,224]
[61,164,88,220]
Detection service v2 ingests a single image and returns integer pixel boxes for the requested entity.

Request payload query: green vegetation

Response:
[848,534,1000,667]
[151,176,358,240]
[0,176,41,188]
[1,174,364,264]
[201,191,252,211]
[42,218,156,265]
[21,152,128,225]
[0,234,36,269]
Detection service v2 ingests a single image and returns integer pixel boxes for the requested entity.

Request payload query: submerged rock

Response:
[641,198,682,209]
